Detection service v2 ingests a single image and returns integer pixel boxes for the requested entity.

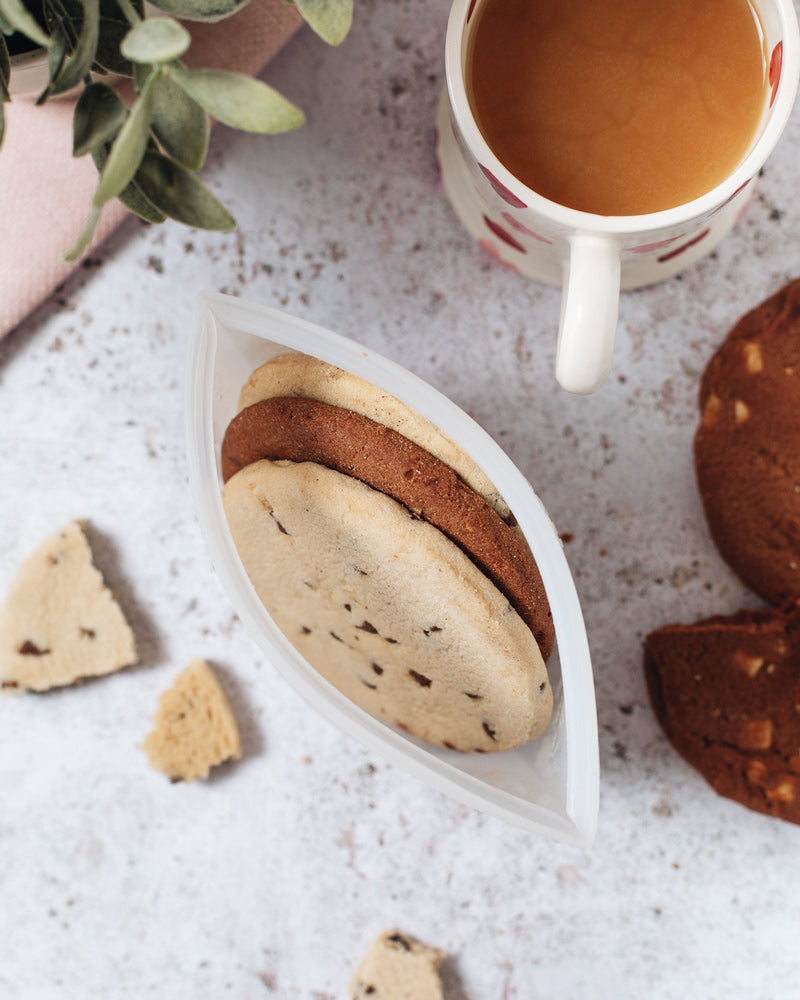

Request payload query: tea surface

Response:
[468,0,768,215]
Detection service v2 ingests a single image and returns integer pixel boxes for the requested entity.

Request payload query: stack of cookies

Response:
[645,278,800,824]
[220,352,554,753]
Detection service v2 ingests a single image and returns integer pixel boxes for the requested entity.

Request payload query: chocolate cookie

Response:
[695,277,800,604]
[644,599,800,824]
[222,459,552,753]
[221,395,553,659]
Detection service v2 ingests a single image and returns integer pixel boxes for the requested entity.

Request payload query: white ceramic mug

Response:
[437,0,800,394]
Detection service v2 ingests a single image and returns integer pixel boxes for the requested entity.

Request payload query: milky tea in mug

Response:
[466,0,769,216]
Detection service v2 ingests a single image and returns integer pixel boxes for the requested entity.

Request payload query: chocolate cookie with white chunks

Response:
[644,599,800,825]
[222,459,553,753]
[694,277,800,605]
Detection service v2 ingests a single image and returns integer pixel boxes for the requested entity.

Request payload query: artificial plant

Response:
[0,0,353,258]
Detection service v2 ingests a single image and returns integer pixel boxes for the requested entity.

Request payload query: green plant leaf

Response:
[294,0,352,46]
[92,0,142,73]
[92,141,167,222]
[43,0,80,46]
[0,33,10,91]
[62,205,101,262]
[146,0,248,23]
[0,20,11,146]
[119,176,167,222]
[167,64,304,133]
[0,0,52,48]
[120,15,190,63]
[73,81,126,155]
[150,71,209,169]
[93,18,130,73]
[133,150,236,229]
[0,37,11,143]
[46,0,100,95]
[93,70,154,205]
[37,23,67,102]
[102,0,142,19]
[133,57,151,92]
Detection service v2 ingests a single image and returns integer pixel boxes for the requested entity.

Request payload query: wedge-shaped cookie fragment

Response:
[349,930,445,1000]
[0,521,138,691]
[143,659,242,782]
[644,599,800,825]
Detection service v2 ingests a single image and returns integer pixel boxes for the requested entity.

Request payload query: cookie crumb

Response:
[349,930,445,999]
[143,660,242,782]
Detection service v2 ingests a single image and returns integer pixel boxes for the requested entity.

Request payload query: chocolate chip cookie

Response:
[222,395,553,659]
[223,458,553,753]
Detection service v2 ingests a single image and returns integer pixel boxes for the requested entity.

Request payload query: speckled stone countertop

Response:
[2,3,800,998]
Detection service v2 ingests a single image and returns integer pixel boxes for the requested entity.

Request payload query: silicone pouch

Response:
[185,291,599,847]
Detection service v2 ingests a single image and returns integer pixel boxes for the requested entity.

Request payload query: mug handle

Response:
[555,234,621,394]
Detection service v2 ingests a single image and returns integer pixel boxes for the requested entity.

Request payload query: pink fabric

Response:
[0,0,303,338]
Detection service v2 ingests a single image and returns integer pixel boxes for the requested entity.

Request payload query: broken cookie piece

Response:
[0,521,138,691]
[349,930,445,1000]
[644,598,800,825]
[143,659,242,782]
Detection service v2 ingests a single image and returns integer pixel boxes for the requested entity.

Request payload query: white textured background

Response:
[2,2,800,997]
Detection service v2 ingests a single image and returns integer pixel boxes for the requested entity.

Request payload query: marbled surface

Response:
[2,2,800,998]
